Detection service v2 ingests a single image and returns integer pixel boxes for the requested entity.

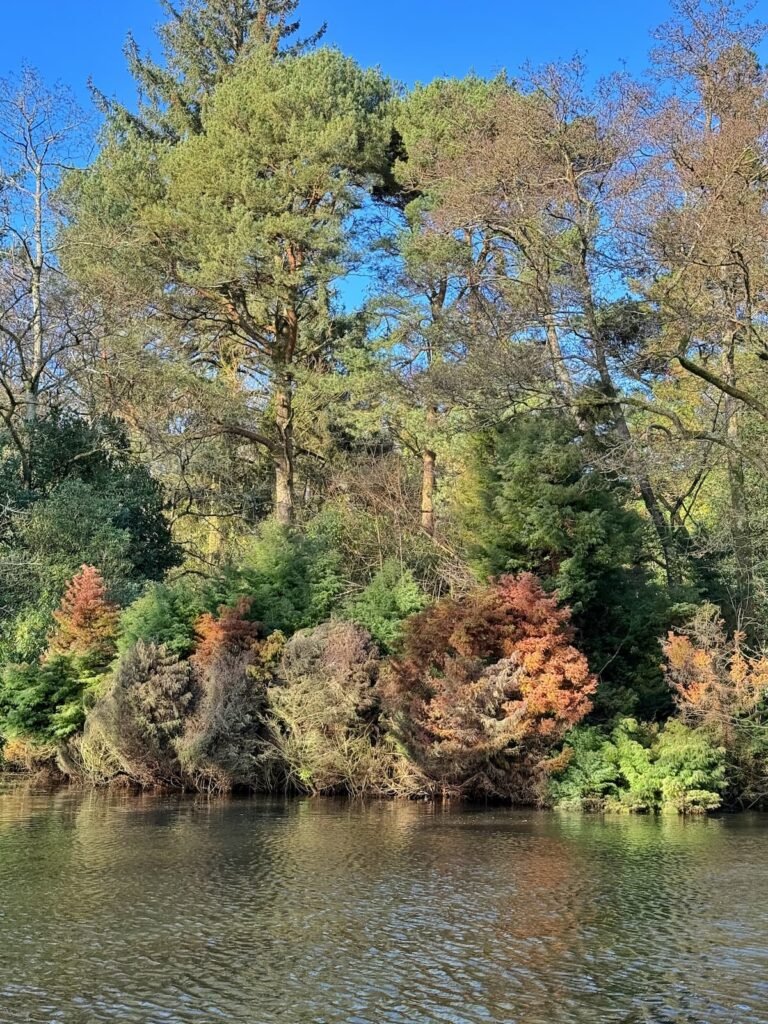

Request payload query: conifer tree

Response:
[49,565,119,665]
[94,0,325,140]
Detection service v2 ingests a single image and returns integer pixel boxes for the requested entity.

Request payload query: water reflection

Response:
[0,786,766,1023]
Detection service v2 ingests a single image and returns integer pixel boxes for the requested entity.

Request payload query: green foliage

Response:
[220,520,344,634]
[118,579,211,657]
[0,413,179,664]
[345,561,426,651]
[458,412,672,719]
[551,719,726,814]
[0,655,91,743]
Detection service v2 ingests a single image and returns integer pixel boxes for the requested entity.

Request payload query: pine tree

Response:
[49,565,119,665]
[94,0,325,140]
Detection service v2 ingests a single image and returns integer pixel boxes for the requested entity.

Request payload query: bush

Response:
[49,565,119,666]
[380,573,595,800]
[78,642,196,786]
[664,607,768,807]
[0,654,89,743]
[550,718,726,814]
[266,621,420,795]
[220,520,344,634]
[177,632,282,793]
[118,579,210,657]
[345,560,426,651]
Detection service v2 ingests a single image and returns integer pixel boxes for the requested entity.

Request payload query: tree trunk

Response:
[545,315,573,395]
[273,377,294,526]
[26,160,44,422]
[421,446,436,535]
[722,337,752,624]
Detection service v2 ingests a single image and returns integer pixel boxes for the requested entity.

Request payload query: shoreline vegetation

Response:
[2,0,768,814]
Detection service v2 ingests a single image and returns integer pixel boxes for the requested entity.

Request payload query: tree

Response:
[65,48,392,524]
[636,0,768,626]
[96,0,325,140]
[357,76,506,536]
[457,411,672,717]
[0,68,89,484]
[79,641,196,786]
[381,574,595,799]
[192,597,261,665]
[0,412,179,664]
[404,62,691,588]
[49,565,119,665]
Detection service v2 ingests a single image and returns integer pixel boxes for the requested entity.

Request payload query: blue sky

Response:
[1,0,682,108]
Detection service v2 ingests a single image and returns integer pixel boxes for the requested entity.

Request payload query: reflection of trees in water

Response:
[0,792,763,1024]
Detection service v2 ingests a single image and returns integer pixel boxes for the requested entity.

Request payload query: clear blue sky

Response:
[0,0,685,108]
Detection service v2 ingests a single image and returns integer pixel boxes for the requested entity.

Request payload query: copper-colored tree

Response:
[49,565,119,665]
[381,573,595,799]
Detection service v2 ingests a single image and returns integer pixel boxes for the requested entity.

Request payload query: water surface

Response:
[1,788,766,1023]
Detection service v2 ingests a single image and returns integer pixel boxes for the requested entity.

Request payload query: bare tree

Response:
[0,67,89,483]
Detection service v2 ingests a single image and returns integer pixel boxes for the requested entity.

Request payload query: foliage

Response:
[551,718,726,813]
[49,566,119,666]
[177,634,282,793]
[0,413,179,664]
[344,560,426,651]
[79,642,196,786]
[192,598,262,666]
[0,655,90,743]
[219,520,344,634]
[664,607,768,806]
[457,413,673,718]
[117,579,211,657]
[381,574,595,799]
[266,621,418,795]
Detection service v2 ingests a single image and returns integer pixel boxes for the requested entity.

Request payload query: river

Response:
[0,788,766,1023]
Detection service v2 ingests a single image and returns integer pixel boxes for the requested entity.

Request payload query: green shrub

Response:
[220,521,344,634]
[551,718,726,814]
[0,654,91,743]
[345,560,426,651]
[118,579,210,657]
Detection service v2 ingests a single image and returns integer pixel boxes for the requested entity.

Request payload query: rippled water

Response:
[1,788,767,1023]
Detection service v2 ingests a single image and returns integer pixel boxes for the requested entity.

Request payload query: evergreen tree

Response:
[94,0,325,140]
[458,412,672,718]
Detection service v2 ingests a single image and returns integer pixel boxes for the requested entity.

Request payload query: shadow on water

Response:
[0,784,766,1023]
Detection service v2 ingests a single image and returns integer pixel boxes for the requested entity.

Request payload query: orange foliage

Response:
[49,565,119,663]
[664,613,768,742]
[192,598,262,667]
[381,573,595,796]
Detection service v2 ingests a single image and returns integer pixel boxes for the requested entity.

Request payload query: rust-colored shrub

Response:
[664,607,768,746]
[380,573,595,799]
[192,598,262,666]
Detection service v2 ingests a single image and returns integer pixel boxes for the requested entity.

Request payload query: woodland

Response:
[1,0,768,811]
